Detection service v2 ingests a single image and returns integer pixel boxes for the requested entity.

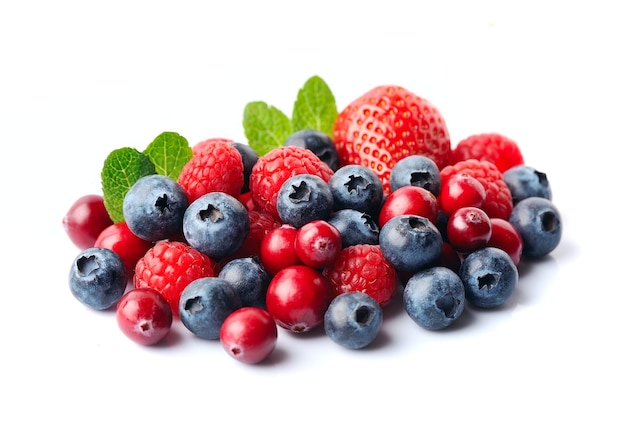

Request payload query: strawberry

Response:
[451,133,524,173]
[333,85,451,193]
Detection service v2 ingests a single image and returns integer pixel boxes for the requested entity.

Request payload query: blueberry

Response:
[503,164,552,204]
[179,277,242,340]
[324,292,383,349]
[183,192,250,259]
[231,142,258,193]
[389,155,441,196]
[218,256,270,308]
[327,209,379,248]
[123,174,189,242]
[379,214,443,273]
[284,129,340,171]
[508,197,562,258]
[403,266,465,330]
[276,174,333,228]
[68,247,127,310]
[459,247,518,308]
[328,164,384,215]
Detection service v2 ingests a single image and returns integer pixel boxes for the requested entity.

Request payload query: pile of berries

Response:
[63,80,562,364]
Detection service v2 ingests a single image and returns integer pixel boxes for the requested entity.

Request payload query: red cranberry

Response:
[265,265,332,333]
[295,220,342,268]
[260,224,303,275]
[446,206,492,254]
[94,222,154,277]
[439,174,486,217]
[116,288,173,346]
[378,185,438,228]
[487,218,523,266]
[63,194,114,250]
[219,307,278,364]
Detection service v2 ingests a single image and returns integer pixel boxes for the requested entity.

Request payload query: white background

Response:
[1,1,624,422]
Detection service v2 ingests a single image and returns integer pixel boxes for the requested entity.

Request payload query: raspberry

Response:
[440,159,513,220]
[451,133,524,173]
[178,140,244,203]
[134,241,217,316]
[191,138,232,156]
[223,209,282,262]
[322,244,397,308]
[249,145,334,219]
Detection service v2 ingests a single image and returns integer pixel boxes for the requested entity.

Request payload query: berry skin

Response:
[134,241,216,317]
[503,164,552,205]
[378,185,439,228]
[403,266,465,330]
[327,209,380,248]
[487,218,523,266]
[322,244,397,308]
[218,256,271,308]
[94,222,154,278]
[294,220,342,268]
[508,197,562,259]
[116,288,173,346]
[285,129,340,171]
[446,206,493,254]
[183,191,250,260]
[276,173,334,228]
[249,145,334,219]
[178,139,244,203]
[389,154,441,196]
[451,133,524,173]
[333,85,451,193]
[123,174,189,242]
[265,265,333,333]
[440,159,513,220]
[220,307,278,364]
[328,164,384,215]
[231,142,259,194]
[179,276,242,340]
[459,247,518,308]
[259,224,303,275]
[224,209,281,261]
[68,247,127,310]
[379,214,443,274]
[438,174,486,217]
[63,194,114,250]
[324,292,383,349]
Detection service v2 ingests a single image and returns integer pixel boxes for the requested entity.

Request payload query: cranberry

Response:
[378,185,438,228]
[219,307,278,364]
[487,218,523,266]
[265,265,333,333]
[63,194,114,250]
[295,220,342,268]
[116,288,173,346]
[94,222,154,277]
[439,174,486,217]
[260,224,303,275]
[446,206,492,254]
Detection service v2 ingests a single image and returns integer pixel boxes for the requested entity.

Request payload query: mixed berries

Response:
[63,75,563,364]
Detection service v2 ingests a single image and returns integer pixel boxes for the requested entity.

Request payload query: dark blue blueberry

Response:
[328,164,383,215]
[503,164,552,204]
[508,197,562,258]
[459,247,518,308]
[403,266,465,330]
[389,155,441,196]
[68,247,126,310]
[230,142,258,193]
[276,174,333,228]
[123,174,189,242]
[179,277,242,340]
[324,291,383,349]
[183,191,250,260]
[327,209,379,248]
[379,214,443,273]
[284,129,340,171]
[218,256,270,308]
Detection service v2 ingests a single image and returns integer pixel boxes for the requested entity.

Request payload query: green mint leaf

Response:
[291,75,338,137]
[144,131,193,180]
[101,147,156,223]
[243,101,292,156]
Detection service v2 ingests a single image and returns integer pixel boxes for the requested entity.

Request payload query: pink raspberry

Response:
[451,133,524,173]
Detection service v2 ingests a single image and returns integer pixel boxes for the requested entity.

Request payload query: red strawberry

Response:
[440,159,513,220]
[134,241,217,316]
[249,145,334,219]
[322,244,397,308]
[333,85,451,193]
[178,140,244,203]
[451,133,524,173]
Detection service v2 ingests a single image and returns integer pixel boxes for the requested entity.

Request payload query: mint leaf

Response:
[144,131,192,180]
[291,75,338,137]
[101,147,156,223]
[243,101,292,156]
